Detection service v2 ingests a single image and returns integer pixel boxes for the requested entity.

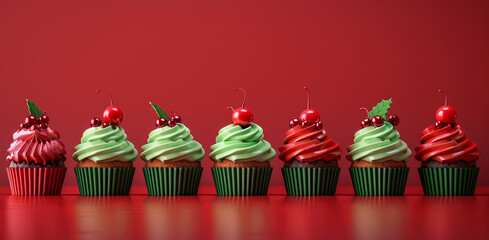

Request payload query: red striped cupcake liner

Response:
[7,167,67,196]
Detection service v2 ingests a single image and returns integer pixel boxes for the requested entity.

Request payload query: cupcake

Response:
[6,100,67,195]
[346,99,411,196]
[209,88,276,196]
[278,87,342,195]
[140,102,205,195]
[415,90,480,195]
[72,90,138,196]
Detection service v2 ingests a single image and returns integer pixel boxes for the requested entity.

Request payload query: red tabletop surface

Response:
[0,186,488,240]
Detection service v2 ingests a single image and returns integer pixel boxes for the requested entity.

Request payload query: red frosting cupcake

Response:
[415,90,480,196]
[6,100,67,195]
[279,87,342,196]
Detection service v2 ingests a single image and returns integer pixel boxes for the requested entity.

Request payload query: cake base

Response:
[420,159,476,168]
[283,159,338,168]
[352,160,407,168]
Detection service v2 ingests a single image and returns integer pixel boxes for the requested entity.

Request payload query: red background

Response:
[0,0,488,188]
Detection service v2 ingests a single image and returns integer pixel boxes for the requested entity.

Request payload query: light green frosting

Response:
[73,126,138,163]
[346,122,411,162]
[209,123,276,163]
[140,123,205,162]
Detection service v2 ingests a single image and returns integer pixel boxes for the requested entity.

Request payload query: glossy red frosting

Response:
[414,124,479,163]
[278,125,341,162]
[6,127,66,165]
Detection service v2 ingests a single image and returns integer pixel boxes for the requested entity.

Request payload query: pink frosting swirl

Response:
[6,127,66,165]
[414,124,479,163]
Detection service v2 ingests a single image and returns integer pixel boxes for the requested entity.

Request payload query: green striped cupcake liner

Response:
[282,167,340,196]
[350,167,409,196]
[74,167,135,196]
[143,167,203,196]
[418,167,479,196]
[211,167,272,196]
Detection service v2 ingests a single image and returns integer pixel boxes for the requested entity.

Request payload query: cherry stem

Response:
[97,89,114,106]
[226,106,235,112]
[359,107,369,118]
[438,89,448,105]
[304,87,311,109]
[233,88,246,108]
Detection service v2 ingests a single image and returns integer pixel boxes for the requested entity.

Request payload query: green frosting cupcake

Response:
[346,122,411,163]
[209,123,276,163]
[73,126,138,163]
[140,123,204,162]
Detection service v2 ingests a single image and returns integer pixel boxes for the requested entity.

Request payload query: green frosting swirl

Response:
[140,123,204,162]
[209,123,276,163]
[346,122,411,162]
[73,126,138,163]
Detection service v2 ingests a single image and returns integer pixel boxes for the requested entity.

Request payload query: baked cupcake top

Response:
[346,99,411,163]
[7,100,66,166]
[73,126,138,163]
[278,87,341,162]
[209,123,276,163]
[414,90,479,163]
[140,102,205,163]
[209,88,276,163]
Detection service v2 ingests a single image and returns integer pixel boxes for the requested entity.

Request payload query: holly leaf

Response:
[149,102,170,120]
[369,98,392,119]
[26,99,43,118]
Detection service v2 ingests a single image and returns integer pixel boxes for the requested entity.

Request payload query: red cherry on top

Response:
[98,89,123,126]
[91,117,102,127]
[371,115,384,127]
[230,88,254,127]
[289,118,300,128]
[299,87,320,126]
[388,115,400,126]
[156,118,168,128]
[435,90,457,124]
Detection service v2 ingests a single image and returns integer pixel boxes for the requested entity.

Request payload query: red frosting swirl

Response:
[278,125,342,162]
[414,124,479,163]
[6,127,66,165]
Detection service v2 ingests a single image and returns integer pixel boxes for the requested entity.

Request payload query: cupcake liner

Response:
[143,167,203,196]
[282,167,340,196]
[74,167,135,196]
[418,167,479,196]
[211,167,272,196]
[7,167,67,196]
[349,167,409,196]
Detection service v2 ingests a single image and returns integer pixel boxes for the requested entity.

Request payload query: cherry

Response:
[38,114,49,124]
[156,118,168,128]
[97,89,123,126]
[435,90,456,124]
[20,123,28,129]
[172,115,182,124]
[371,115,384,127]
[38,123,47,130]
[91,117,102,127]
[359,108,371,128]
[102,122,110,128]
[435,121,446,129]
[168,119,177,127]
[315,121,323,130]
[361,118,371,128]
[289,118,300,128]
[388,115,400,126]
[301,120,309,127]
[25,115,37,126]
[230,88,254,127]
[299,87,320,125]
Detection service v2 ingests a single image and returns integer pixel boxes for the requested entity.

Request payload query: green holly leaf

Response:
[149,102,170,120]
[369,98,392,119]
[26,99,43,118]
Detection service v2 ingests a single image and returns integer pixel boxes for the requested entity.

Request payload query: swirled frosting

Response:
[140,123,205,162]
[73,126,138,163]
[414,124,479,163]
[6,127,66,165]
[346,122,411,162]
[209,123,276,163]
[278,125,341,162]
